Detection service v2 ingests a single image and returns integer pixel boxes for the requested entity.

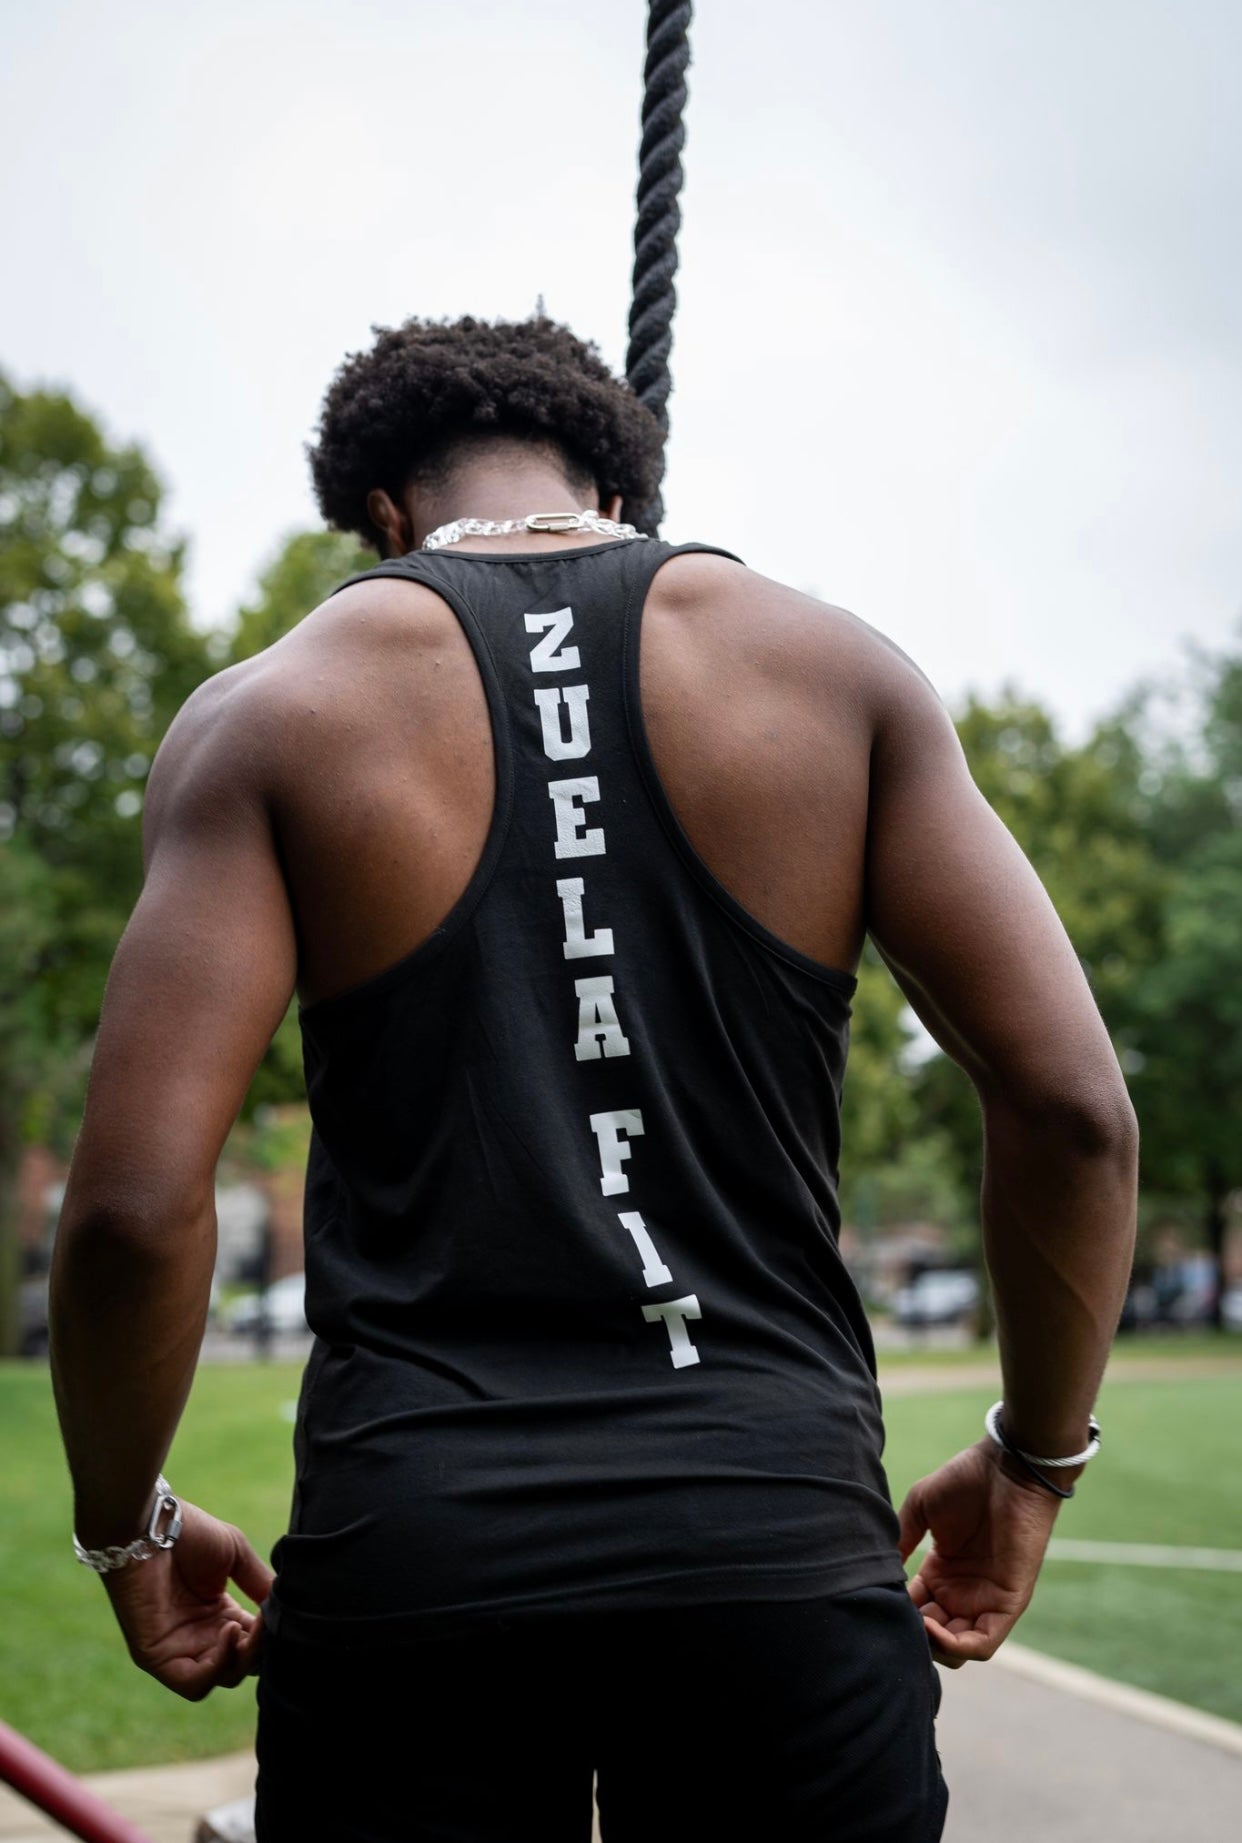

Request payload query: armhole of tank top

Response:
[295,565,515,1027]
[621,544,858,998]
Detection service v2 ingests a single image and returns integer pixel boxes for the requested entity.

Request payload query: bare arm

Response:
[48,677,293,1694]
[863,652,1138,1659]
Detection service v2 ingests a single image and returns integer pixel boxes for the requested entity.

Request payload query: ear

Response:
[602,492,624,521]
[366,488,412,558]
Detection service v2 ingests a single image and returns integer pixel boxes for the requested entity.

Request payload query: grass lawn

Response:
[2,1345,1239,1772]
[2,1359,302,1773]
[871,1328,1242,1366]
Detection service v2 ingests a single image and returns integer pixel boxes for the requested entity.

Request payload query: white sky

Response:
[4,0,1240,736]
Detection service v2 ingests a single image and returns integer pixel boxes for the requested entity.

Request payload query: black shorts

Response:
[253,1581,949,1842]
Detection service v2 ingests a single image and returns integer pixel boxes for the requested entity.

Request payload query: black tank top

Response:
[264,536,906,1644]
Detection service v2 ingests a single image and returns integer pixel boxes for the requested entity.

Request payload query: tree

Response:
[1127,832,1242,1314]
[216,528,373,667]
[906,693,1168,1336]
[955,694,1167,1022]
[0,836,60,1351]
[1123,640,1242,1323]
[0,372,220,1349]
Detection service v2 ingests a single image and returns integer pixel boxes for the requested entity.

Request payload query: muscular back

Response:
[215,549,881,1010]
[103,533,1120,1228]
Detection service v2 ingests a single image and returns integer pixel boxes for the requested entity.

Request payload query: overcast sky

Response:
[4,0,1239,736]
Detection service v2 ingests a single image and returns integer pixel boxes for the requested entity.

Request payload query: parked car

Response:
[224,1272,308,1336]
[19,1273,223,1356]
[892,1269,979,1328]
[19,1275,50,1357]
[1153,1255,1217,1327]
[1118,1277,1158,1332]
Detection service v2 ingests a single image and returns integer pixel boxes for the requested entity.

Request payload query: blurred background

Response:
[1,0,1240,1812]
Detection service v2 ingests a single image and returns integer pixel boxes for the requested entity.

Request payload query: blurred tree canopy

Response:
[0,386,365,1350]
[0,374,212,1349]
[906,697,1167,1206]
[1120,656,1242,1319]
[2,368,1240,1354]
[215,528,372,667]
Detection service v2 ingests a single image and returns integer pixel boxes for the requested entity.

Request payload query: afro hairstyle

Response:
[307,314,666,548]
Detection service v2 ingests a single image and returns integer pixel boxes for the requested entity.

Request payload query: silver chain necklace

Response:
[421,509,648,553]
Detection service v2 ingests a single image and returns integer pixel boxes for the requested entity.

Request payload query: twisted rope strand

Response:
[625,0,693,536]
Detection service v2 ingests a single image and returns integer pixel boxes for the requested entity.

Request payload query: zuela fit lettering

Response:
[262,536,909,1647]
[524,602,692,1363]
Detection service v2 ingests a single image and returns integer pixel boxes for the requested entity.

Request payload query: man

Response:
[50,314,1138,1842]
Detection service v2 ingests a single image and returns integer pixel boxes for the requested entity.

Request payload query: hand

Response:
[897,1437,1062,1668]
[97,1499,276,1701]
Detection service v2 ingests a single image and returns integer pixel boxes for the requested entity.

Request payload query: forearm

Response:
[980,1089,1138,1485]
[48,1200,216,1549]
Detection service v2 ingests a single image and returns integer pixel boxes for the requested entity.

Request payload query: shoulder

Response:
[142,575,460,837]
[140,663,273,864]
[655,547,949,723]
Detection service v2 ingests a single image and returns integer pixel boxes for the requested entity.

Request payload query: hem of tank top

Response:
[619,548,860,997]
[261,1549,911,1643]
[295,573,517,1028]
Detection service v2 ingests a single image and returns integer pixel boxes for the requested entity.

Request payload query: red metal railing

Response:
[0,1718,156,1843]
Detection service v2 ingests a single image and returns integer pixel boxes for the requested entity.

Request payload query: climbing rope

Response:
[625,0,693,537]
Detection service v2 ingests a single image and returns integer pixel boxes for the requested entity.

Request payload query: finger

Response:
[205,1621,251,1693]
[156,1640,234,1702]
[228,1528,277,1607]
[921,1613,1001,1663]
[235,1612,266,1676]
[912,1602,967,1669]
[907,1572,927,1606]
[896,1481,927,1564]
[219,1623,255,1690]
[930,1643,967,1671]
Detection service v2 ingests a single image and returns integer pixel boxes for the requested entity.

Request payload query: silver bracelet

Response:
[73,1475,184,1572]
[985,1401,1101,1468]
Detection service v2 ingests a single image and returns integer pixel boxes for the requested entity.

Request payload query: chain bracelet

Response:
[73,1475,184,1572]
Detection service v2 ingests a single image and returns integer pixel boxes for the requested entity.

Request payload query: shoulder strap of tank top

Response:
[326,536,745,602]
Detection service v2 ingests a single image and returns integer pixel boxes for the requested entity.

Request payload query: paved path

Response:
[936,1644,1242,1841]
[3,1645,1240,1842]
[0,1748,255,1843]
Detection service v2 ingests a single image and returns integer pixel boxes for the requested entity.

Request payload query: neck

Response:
[406,465,594,554]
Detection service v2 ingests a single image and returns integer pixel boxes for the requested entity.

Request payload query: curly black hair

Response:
[307,314,665,548]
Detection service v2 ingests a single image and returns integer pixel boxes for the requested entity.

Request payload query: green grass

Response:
[872,1328,1242,1367]
[2,1349,1240,1772]
[2,1359,303,1773]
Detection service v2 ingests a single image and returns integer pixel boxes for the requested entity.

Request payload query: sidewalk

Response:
[2,1644,1239,1843]
[0,1749,255,1843]
[935,1643,1242,1841]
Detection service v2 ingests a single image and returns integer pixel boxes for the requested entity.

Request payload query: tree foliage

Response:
[219,529,373,665]
[0,375,216,1348]
[1121,655,1242,1316]
[0,374,213,1110]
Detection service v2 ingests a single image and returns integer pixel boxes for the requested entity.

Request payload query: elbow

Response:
[51,1208,176,1294]
[53,1186,215,1265]
[1060,1084,1138,1165]
[985,1071,1139,1166]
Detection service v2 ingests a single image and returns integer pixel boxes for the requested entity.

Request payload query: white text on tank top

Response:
[524,607,703,1369]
